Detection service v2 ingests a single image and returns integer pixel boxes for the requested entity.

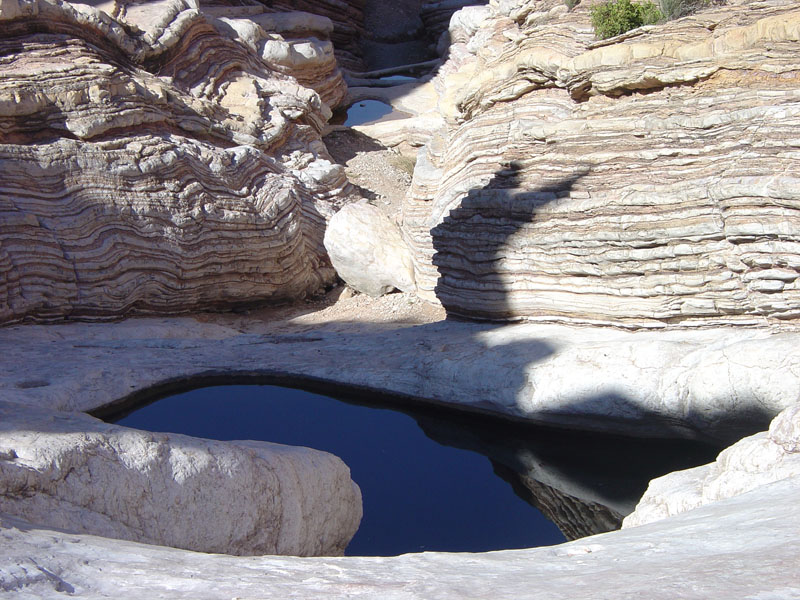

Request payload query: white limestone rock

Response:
[1,475,798,598]
[0,401,362,556]
[3,317,800,443]
[324,200,416,297]
[623,403,800,528]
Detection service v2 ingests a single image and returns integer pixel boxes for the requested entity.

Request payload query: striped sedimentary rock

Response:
[403,0,800,326]
[0,0,350,323]
[270,0,365,71]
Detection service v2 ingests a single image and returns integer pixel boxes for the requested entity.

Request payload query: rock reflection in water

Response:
[111,383,723,552]
[111,384,566,556]
[414,412,723,540]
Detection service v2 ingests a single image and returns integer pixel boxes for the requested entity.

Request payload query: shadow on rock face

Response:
[431,163,590,320]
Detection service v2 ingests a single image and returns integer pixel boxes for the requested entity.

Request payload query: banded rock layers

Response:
[402,0,800,326]
[0,0,352,324]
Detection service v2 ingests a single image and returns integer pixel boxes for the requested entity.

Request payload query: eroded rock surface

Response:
[2,0,800,595]
[0,0,353,324]
[3,313,799,443]
[2,475,798,598]
[399,0,800,326]
[0,401,362,556]
[624,402,800,528]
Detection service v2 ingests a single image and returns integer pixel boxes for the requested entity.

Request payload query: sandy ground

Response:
[194,287,445,335]
[201,121,443,334]
[324,127,413,222]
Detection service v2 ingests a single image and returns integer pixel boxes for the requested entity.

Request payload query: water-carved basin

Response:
[113,384,723,556]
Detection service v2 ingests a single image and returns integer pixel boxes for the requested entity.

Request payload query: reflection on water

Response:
[113,385,565,556]
[111,384,723,555]
[414,412,723,540]
[343,100,410,126]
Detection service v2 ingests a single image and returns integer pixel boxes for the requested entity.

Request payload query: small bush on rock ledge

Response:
[591,0,663,39]
[658,0,720,20]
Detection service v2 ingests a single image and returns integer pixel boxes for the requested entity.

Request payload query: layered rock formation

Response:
[421,0,487,47]
[270,0,365,71]
[0,401,363,556]
[398,0,800,326]
[2,0,800,593]
[0,0,353,324]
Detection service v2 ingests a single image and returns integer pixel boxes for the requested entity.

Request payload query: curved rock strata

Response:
[269,0,365,71]
[0,0,352,324]
[0,401,362,556]
[399,0,800,326]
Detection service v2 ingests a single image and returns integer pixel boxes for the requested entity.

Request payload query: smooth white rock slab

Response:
[0,401,362,557]
[2,317,800,442]
[2,475,799,598]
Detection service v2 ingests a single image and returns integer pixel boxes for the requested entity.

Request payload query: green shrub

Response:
[590,0,663,39]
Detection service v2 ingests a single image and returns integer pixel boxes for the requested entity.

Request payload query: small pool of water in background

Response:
[378,75,417,83]
[342,100,410,127]
[113,384,723,557]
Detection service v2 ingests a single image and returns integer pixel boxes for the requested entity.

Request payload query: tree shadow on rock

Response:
[431,163,589,320]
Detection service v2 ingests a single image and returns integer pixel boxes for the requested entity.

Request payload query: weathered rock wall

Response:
[0,0,351,324]
[272,0,364,70]
[402,0,800,326]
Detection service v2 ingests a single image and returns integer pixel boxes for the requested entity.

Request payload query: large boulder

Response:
[0,401,362,556]
[324,200,416,297]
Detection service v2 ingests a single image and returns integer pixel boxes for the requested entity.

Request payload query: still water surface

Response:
[115,385,567,556]
[343,100,410,127]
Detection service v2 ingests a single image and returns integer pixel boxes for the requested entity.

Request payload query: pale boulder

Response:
[0,402,362,556]
[324,200,416,297]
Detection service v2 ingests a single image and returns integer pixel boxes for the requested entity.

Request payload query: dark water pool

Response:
[112,384,722,556]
